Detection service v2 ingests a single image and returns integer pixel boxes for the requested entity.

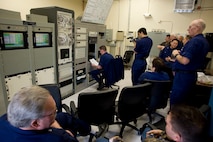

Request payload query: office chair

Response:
[100,55,124,90]
[113,83,152,137]
[123,50,134,68]
[70,88,119,141]
[40,84,70,113]
[144,79,172,123]
[40,84,92,138]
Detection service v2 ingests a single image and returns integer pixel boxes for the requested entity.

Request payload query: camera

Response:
[127,36,137,42]
[130,38,137,42]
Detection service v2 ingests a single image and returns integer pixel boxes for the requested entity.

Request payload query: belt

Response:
[175,70,196,74]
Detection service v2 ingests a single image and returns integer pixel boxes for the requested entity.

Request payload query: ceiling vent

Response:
[174,0,196,13]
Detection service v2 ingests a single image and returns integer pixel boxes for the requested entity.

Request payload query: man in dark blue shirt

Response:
[131,27,153,85]
[171,19,209,105]
[0,85,120,142]
[90,45,114,90]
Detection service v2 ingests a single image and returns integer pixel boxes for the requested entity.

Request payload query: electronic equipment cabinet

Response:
[0,9,57,115]
[30,7,75,98]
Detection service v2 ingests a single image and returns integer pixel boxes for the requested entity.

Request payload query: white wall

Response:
[104,0,213,57]
[106,0,213,37]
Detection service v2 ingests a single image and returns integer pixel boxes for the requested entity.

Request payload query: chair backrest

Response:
[78,89,118,125]
[146,80,172,112]
[104,56,124,87]
[123,50,134,64]
[40,84,63,113]
[117,83,152,121]
[208,88,213,137]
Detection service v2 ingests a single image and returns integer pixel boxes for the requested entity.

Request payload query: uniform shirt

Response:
[159,46,173,62]
[173,34,209,71]
[99,52,114,69]
[134,36,153,60]
[0,114,78,142]
[138,71,170,83]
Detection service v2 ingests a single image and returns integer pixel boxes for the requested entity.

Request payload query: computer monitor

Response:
[33,32,52,48]
[0,31,28,50]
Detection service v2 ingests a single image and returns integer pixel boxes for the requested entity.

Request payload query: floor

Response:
[62,69,170,142]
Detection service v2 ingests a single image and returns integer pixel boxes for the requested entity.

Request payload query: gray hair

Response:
[7,85,50,128]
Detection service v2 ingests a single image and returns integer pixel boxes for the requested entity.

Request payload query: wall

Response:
[0,0,213,63]
[0,0,84,20]
[106,0,213,37]
[105,0,213,63]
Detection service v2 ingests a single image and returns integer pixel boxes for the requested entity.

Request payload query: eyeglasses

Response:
[41,109,57,118]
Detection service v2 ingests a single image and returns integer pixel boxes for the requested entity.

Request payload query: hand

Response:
[109,136,123,142]
[51,120,74,137]
[65,130,74,137]
[165,56,171,62]
[51,120,62,129]
[146,129,163,137]
[172,49,180,56]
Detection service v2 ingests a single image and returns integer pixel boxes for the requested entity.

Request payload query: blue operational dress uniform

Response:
[0,112,110,142]
[90,52,114,83]
[131,37,153,85]
[159,46,175,69]
[170,34,209,105]
[138,71,170,83]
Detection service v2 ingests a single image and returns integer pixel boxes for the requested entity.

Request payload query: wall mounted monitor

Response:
[33,32,52,48]
[0,31,28,50]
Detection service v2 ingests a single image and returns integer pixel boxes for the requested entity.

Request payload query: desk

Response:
[192,72,213,107]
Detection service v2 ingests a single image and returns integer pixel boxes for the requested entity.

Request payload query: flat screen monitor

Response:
[33,32,52,48]
[0,31,28,50]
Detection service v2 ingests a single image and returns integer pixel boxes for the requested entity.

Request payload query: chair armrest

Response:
[62,104,71,114]
[70,101,78,118]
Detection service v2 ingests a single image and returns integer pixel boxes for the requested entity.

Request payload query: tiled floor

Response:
[62,69,170,142]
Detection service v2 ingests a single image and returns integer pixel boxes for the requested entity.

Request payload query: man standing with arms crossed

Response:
[171,19,209,105]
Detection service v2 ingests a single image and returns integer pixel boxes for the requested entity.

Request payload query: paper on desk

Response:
[89,58,99,66]
[197,72,213,85]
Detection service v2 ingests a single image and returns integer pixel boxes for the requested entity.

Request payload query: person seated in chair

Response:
[0,85,91,142]
[144,104,207,142]
[138,57,170,83]
[89,45,114,90]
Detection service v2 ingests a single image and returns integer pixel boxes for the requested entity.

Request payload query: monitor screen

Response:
[33,32,52,48]
[0,31,28,50]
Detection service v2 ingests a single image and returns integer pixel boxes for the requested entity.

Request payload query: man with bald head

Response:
[171,19,209,106]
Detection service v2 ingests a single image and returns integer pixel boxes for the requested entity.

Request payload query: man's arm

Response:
[172,49,190,65]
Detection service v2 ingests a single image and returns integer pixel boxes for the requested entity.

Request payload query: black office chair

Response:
[40,84,70,113]
[40,84,91,138]
[144,80,172,123]
[123,50,134,68]
[113,83,152,137]
[70,88,119,141]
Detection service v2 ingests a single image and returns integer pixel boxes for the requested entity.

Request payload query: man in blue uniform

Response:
[171,19,209,105]
[0,85,90,142]
[90,45,114,90]
[131,27,153,85]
